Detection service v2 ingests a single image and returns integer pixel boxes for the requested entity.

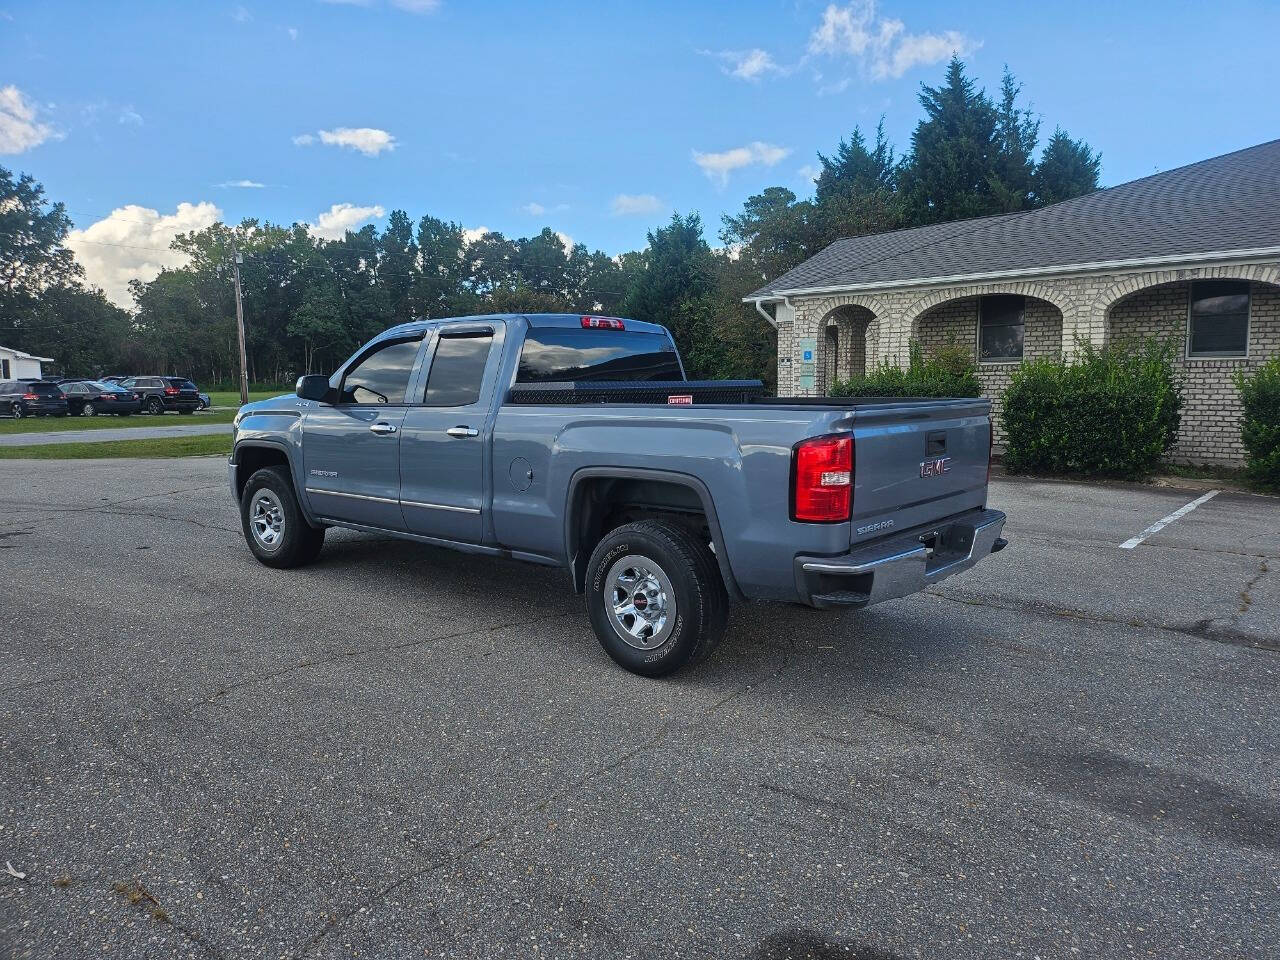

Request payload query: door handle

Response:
[369,422,398,435]
[446,426,479,438]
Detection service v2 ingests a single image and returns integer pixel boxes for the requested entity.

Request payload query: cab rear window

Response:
[517,328,682,383]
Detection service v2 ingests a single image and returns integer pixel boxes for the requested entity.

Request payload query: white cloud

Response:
[522,202,545,216]
[232,4,252,22]
[288,26,298,40]
[66,201,222,308]
[704,48,790,82]
[554,230,573,251]
[294,126,397,156]
[610,193,663,216]
[217,179,265,188]
[461,225,491,245]
[308,202,386,240]
[798,163,820,184]
[692,141,791,186]
[0,85,56,154]
[808,2,977,80]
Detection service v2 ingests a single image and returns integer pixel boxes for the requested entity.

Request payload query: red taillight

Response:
[792,435,853,523]
[22,393,38,400]
[164,386,179,395]
[581,316,625,330]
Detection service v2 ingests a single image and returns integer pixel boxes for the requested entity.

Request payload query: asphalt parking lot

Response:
[0,458,1277,959]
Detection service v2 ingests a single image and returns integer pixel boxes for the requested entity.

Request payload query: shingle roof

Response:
[748,138,1280,299]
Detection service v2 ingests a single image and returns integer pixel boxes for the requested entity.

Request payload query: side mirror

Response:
[296,375,331,403]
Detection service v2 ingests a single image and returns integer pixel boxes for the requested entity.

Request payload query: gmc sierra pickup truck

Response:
[230,313,1007,676]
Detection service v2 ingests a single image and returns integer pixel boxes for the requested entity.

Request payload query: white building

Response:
[0,346,55,381]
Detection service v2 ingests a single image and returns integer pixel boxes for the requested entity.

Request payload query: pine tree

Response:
[1033,128,1102,206]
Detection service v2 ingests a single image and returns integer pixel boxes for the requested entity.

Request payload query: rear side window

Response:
[168,378,197,389]
[30,382,61,395]
[517,328,682,383]
[423,333,493,406]
[340,338,422,404]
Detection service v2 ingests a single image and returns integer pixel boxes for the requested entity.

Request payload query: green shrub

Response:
[830,341,982,398]
[1234,356,1280,488]
[1002,339,1182,479]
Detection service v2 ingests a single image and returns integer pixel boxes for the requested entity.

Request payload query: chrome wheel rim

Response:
[604,553,676,650]
[83,404,96,416]
[249,489,286,550]
[11,405,21,419]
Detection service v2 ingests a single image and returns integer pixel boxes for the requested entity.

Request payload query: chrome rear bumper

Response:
[795,508,1007,609]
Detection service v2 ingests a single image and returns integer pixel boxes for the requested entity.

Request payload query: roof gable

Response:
[750,138,1280,298]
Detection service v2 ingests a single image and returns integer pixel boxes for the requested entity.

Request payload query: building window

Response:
[1188,280,1249,357]
[0,359,8,378]
[979,295,1025,361]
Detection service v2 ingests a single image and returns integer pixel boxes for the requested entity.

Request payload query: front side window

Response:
[339,338,422,404]
[1189,280,1249,357]
[979,295,1025,361]
[422,333,493,406]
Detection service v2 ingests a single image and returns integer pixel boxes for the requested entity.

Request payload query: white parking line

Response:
[1119,490,1220,549]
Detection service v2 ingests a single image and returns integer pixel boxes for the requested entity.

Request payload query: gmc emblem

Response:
[920,456,952,478]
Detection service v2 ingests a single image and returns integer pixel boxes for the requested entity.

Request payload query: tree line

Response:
[0,59,1100,390]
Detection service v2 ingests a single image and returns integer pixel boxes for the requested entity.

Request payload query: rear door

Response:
[398,321,503,543]
[302,334,426,530]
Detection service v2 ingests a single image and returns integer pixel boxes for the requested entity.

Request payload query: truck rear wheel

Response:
[585,519,728,677]
[240,466,325,568]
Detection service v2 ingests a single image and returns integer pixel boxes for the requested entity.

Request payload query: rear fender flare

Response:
[564,466,744,601]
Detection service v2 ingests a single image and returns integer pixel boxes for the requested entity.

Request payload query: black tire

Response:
[147,397,164,415]
[11,404,23,419]
[585,519,728,677]
[240,466,325,568]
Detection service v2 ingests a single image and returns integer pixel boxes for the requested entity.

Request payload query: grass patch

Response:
[0,433,231,459]
[207,389,290,409]
[0,409,237,435]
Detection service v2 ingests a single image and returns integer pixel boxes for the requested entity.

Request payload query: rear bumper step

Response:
[795,507,1007,609]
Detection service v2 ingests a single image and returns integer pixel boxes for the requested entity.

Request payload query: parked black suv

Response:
[0,380,69,418]
[118,376,200,414]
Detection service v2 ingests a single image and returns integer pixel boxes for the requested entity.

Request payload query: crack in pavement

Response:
[926,588,1280,652]
[288,635,797,959]
[0,483,226,533]
[185,614,578,713]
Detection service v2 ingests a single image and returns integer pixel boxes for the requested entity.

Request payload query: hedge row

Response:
[1235,356,1280,488]
[829,342,982,398]
[1001,339,1183,479]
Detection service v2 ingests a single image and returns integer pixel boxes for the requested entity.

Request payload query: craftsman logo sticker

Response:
[667,395,693,405]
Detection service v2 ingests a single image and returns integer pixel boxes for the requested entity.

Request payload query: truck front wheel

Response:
[240,466,325,568]
[585,520,728,677]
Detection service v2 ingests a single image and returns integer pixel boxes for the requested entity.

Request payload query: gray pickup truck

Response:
[230,313,1007,675]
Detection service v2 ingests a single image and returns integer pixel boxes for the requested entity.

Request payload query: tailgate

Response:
[849,399,990,545]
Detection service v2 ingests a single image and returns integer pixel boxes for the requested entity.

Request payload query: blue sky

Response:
[3,0,1279,305]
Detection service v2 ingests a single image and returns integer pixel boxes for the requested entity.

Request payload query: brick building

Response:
[746,140,1280,465]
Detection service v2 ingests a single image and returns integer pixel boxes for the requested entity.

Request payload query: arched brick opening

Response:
[1105,274,1280,465]
[905,281,1071,346]
[818,303,879,392]
[909,292,1065,446]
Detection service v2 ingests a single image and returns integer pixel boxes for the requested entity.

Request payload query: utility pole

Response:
[231,239,249,405]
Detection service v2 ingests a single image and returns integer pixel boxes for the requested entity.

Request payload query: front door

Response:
[398,324,500,543]
[302,335,425,530]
